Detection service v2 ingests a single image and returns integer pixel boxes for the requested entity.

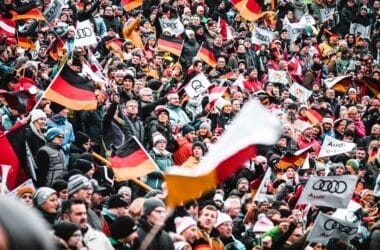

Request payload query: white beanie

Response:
[253,213,274,233]
[30,109,47,123]
[175,216,197,234]
[215,212,232,228]
[153,132,167,146]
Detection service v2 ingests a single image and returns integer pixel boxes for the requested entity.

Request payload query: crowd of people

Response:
[0,0,380,249]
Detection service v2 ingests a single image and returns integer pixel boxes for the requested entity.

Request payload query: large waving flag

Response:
[12,8,45,21]
[122,0,143,12]
[165,100,282,207]
[0,17,16,38]
[157,36,184,57]
[110,137,157,181]
[44,64,97,110]
[196,42,217,68]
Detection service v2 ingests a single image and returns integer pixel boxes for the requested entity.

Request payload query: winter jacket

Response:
[135,217,174,250]
[173,137,192,165]
[25,124,46,159]
[147,148,173,189]
[83,224,114,250]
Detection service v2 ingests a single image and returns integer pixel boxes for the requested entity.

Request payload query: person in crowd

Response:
[32,187,59,227]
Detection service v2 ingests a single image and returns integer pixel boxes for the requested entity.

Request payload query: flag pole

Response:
[132,136,161,171]
[91,152,153,192]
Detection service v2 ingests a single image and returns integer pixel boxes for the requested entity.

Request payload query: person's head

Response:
[62,199,88,230]
[198,205,218,232]
[108,194,129,216]
[333,162,346,175]
[215,212,233,238]
[167,93,180,106]
[192,141,206,159]
[223,196,241,219]
[45,127,64,145]
[288,224,304,244]
[125,100,139,117]
[322,117,334,131]
[53,221,82,248]
[52,179,69,200]
[32,187,58,214]
[68,174,93,204]
[110,215,138,245]
[29,109,47,129]
[142,198,166,226]
[50,102,68,117]
[17,185,35,207]
[75,159,95,178]
[154,105,170,124]
[139,87,153,102]
[182,124,196,142]
[301,124,313,138]
[74,132,91,152]
[236,178,249,194]
[175,216,198,244]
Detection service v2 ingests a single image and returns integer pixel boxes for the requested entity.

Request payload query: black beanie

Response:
[182,124,195,135]
[74,131,90,146]
[143,198,165,216]
[107,194,129,209]
[53,222,79,242]
[192,141,206,154]
[74,159,93,174]
[110,216,137,239]
[79,152,95,163]
[50,102,66,114]
[51,179,68,193]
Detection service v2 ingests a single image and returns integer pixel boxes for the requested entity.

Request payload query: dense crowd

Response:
[0,0,380,249]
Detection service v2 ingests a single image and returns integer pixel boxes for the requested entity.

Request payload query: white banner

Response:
[82,63,107,84]
[299,14,316,26]
[298,175,358,208]
[307,213,359,244]
[251,27,275,46]
[323,75,350,89]
[333,200,362,223]
[159,18,185,36]
[320,8,335,23]
[350,23,371,39]
[185,73,211,98]
[43,0,63,23]
[289,82,312,103]
[287,22,306,41]
[254,168,272,201]
[74,20,98,47]
[319,135,356,157]
[268,69,288,84]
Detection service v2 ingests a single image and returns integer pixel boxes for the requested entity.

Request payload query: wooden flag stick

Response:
[92,152,153,192]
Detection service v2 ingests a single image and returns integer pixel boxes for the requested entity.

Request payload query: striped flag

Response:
[207,85,228,110]
[277,145,313,170]
[105,38,125,51]
[217,17,233,41]
[44,64,97,110]
[12,8,45,21]
[110,137,157,181]
[16,33,35,49]
[164,100,281,207]
[157,36,184,57]
[196,43,217,68]
[121,0,143,12]
[0,17,16,38]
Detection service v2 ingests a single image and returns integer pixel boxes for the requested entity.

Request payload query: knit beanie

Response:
[154,105,169,117]
[144,189,163,199]
[45,127,64,142]
[152,132,167,146]
[74,159,94,174]
[30,109,47,123]
[175,216,197,234]
[51,180,68,193]
[32,187,57,208]
[16,185,35,198]
[107,194,129,209]
[53,222,79,242]
[74,132,90,146]
[215,212,232,228]
[182,124,195,135]
[110,216,137,239]
[346,159,359,172]
[50,102,66,114]
[143,197,166,216]
[199,121,211,131]
[192,141,206,153]
[68,174,92,196]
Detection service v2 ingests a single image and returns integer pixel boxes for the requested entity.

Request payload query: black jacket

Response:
[135,217,174,250]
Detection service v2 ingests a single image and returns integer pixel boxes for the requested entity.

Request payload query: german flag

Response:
[17,34,35,49]
[0,125,29,190]
[12,8,45,21]
[110,137,157,181]
[48,36,67,61]
[105,38,124,51]
[157,36,183,57]
[304,109,323,125]
[44,64,97,110]
[196,43,217,68]
[122,0,143,12]
[362,76,380,97]
[277,153,307,170]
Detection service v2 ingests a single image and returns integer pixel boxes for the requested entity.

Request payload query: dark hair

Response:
[61,199,87,218]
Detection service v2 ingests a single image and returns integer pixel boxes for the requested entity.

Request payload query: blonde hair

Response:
[127,197,145,220]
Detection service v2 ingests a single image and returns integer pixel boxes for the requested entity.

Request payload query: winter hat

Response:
[213,193,224,204]
[315,161,325,173]
[301,123,313,133]
[110,215,137,239]
[154,105,169,117]
[199,121,211,131]
[185,29,195,39]
[32,187,57,208]
[144,189,163,199]
[108,194,129,209]
[252,213,274,233]
[237,177,249,186]
[143,197,166,216]
[152,132,167,146]
[192,141,206,154]
[182,124,195,135]
[333,162,345,170]
[30,109,47,123]
[53,222,79,242]
[175,216,197,234]
[79,152,95,164]
[51,180,68,193]
[45,127,64,141]
[74,159,94,174]
[68,174,92,196]
[50,102,66,114]
[174,241,191,250]
[215,212,232,228]
[322,117,334,125]
[74,132,90,146]
[118,186,132,197]
[346,159,359,172]
[16,185,35,198]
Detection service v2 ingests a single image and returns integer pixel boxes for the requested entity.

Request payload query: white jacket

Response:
[83,224,114,250]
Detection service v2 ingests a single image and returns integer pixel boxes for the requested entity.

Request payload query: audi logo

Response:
[191,80,203,93]
[312,179,347,194]
[76,28,93,39]
[324,219,358,235]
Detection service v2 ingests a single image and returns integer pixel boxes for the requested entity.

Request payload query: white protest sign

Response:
[289,82,312,103]
[251,27,275,46]
[333,200,362,223]
[298,175,358,208]
[320,8,335,22]
[184,73,211,98]
[307,213,359,244]
[323,75,350,89]
[286,22,306,41]
[350,23,371,39]
[159,18,185,35]
[254,168,272,201]
[268,69,288,84]
[74,20,97,47]
[319,135,356,157]
[43,0,63,23]
[300,14,316,26]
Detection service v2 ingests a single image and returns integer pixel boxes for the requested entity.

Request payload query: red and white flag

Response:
[217,17,233,41]
[207,85,228,110]
[0,17,16,38]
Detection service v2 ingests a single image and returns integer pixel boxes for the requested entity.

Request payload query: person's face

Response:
[20,192,34,207]
[217,58,226,68]
[356,150,366,160]
[288,228,303,244]
[232,100,240,112]
[371,124,380,135]
[222,104,232,113]
[72,188,92,204]
[192,146,203,158]
[82,139,91,152]
[303,127,313,138]
[155,140,167,151]
[335,165,346,175]
[278,138,287,148]
[41,194,59,213]
[237,181,249,193]
[126,102,138,116]
[181,225,198,244]
[169,95,180,106]
[217,221,233,238]
[286,168,295,179]
[58,189,69,200]
[68,204,88,230]
[158,111,168,124]
[147,207,167,226]
[198,209,217,230]
[323,122,332,131]
[33,117,46,128]
[67,230,83,248]
[52,134,65,146]
[123,78,133,90]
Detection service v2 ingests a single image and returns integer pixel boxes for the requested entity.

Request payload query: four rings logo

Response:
[191,80,203,93]
[76,28,93,39]
[312,179,347,193]
[324,219,358,235]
